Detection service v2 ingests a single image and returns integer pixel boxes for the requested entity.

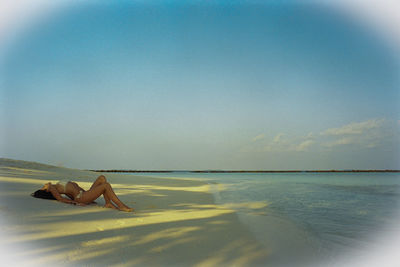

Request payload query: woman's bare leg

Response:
[90,175,107,190]
[78,183,133,212]
[103,183,132,212]
[90,175,117,209]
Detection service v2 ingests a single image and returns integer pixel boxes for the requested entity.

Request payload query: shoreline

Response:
[206,179,322,267]
[3,158,398,266]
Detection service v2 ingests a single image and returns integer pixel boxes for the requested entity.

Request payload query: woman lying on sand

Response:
[32,175,133,212]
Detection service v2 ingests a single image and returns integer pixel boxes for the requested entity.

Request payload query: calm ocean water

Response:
[127,172,400,265]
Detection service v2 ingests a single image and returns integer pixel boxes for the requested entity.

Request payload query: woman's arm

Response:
[49,186,77,205]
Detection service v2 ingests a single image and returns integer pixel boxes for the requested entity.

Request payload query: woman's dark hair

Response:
[31,190,56,200]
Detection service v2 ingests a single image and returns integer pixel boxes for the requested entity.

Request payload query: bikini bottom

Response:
[75,190,84,200]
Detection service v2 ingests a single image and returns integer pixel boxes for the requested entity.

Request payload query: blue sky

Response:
[2,1,399,169]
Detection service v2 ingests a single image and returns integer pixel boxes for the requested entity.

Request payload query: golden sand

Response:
[0,159,268,266]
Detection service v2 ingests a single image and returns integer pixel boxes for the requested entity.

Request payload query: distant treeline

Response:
[88,169,400,173]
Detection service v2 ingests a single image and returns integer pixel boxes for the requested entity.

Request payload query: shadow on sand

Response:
[0,160,269,266]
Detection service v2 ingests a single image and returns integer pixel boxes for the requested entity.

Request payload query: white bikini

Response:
[76,190,83,200]
[56,181,83,200]
[56,181,68,193]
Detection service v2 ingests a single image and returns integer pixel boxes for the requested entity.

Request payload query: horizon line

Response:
[88,169,400,173]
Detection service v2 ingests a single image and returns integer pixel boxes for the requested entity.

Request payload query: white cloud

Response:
[323,137,356,148]
[295,140,315,152]
[305,132,314,139]
[321,119,393,149]
[322,119,385,136]
[252,133,265,142]
[260,133,315,153]
[273,133,285,144]
[243,118,396,153]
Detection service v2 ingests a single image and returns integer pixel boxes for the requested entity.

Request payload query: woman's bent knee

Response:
[98,175,107,183]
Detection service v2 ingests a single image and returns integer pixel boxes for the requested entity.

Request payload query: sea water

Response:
[127,172,400,265]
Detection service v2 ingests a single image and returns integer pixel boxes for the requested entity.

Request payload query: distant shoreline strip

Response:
[88,170,400,173]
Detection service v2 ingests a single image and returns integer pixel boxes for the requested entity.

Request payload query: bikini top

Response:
[56,181,69,193]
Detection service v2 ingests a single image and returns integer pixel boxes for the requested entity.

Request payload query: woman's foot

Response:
[103,203,118,210]
[119,205,134,212]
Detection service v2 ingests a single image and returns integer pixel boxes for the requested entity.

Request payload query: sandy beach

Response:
[0,158,269,266]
